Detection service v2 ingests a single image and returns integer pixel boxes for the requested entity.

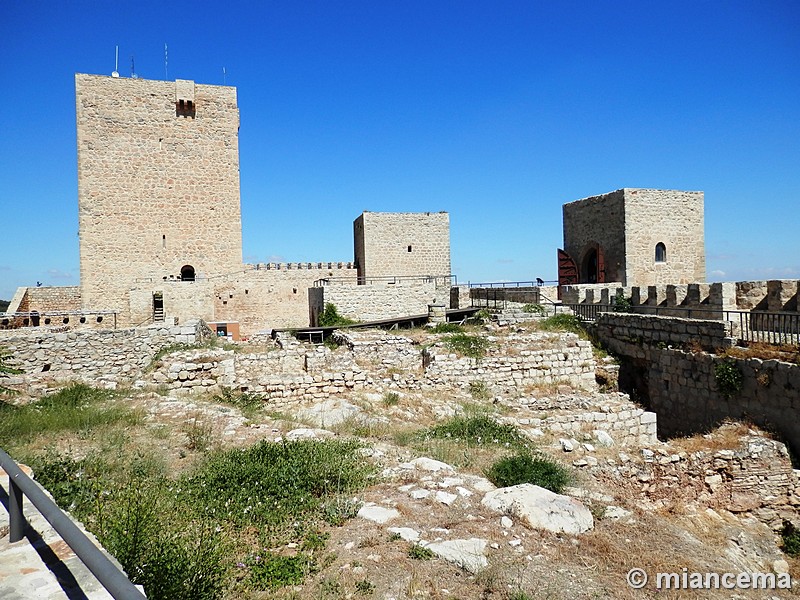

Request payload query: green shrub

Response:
[318,303,356,327]
[468,380,492,400]
[611,291,632,313]
[781,520,800,557]
[485,452,572,493]
[467,309,492,324]
[539,313,584,335]
[444,333,490,359]
[423,414,526,448]
[521,304,546,316]
[714,359,743,398]
[407,544,434,560]
[382,391,400,407]
[431,322,462,333]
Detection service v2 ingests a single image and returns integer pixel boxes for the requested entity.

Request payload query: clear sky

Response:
[1,1,798,300]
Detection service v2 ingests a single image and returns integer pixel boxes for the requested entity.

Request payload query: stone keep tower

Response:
[75,74,243,321]
[560,188,705,287]
[353,211,451,282]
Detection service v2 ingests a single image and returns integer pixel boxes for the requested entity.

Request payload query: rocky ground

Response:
[115,377,799,599]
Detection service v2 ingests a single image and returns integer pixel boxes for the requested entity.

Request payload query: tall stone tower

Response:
[75,74,243,322]
[561,188,705,287]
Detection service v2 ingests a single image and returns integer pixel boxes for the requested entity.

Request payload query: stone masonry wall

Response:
[0,320,210,393]
[354,212,450,280]
[146,329,596,404]
[310,280,449,324]
[563,190,626,284]
[594,313,800,456]
[423,332,596,391]
[18,287,82,313]
[595,313,735,353]
[76,74,243,325]
[623,188,705,286]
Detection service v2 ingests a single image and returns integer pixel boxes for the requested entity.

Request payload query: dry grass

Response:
[721,341,800,364]
[672,420,754,454]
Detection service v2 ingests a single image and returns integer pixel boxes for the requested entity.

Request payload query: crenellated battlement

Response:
[246,262,355,271]
[561,279,799,313]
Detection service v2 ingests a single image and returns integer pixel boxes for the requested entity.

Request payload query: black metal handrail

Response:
[0,448,146,599]
[467,280,557,288]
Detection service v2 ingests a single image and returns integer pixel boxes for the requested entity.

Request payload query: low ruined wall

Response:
[0,321,210,393]
[594,313,800,456]
[595,313,734,353]
[632,432,800,530]
[310,281,447,323]
[148,330,596,402]
[422,332,596,391]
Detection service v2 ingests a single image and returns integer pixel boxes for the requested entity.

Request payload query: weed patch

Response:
[0,383,140,449]
[431,322,463,333]
[444,333,490,359]
[539,313,584,335]
[421,413,527,449]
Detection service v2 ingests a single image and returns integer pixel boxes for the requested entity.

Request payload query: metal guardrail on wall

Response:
[565,304,800,346]
[0,448,146,599]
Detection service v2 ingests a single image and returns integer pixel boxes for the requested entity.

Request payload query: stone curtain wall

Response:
[76,74,243,325]
[0,321,210,393]
[623,189,705,286]
[563,190,627,284]
[594,313,800,456]
[354,212,450,280]
[214,264,357,333]
[310,280,450,324]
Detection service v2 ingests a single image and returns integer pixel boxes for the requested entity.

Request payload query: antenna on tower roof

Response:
[223,66,226,85]
[164,43,168,80]
[130,55,138,79]
[112,45,119,77]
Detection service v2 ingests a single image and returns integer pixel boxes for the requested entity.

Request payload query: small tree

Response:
[0,347,21,394]
[318,303,356,328]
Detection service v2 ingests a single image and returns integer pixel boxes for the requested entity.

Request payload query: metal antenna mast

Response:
[164,44,168,80]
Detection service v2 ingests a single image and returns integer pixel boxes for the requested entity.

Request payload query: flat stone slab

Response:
[357,504,400,524]
[400,458,455,472]
[482,484,594,535]
[423,538,488,574]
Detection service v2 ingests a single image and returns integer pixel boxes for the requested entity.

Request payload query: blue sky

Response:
[1,1,798,300]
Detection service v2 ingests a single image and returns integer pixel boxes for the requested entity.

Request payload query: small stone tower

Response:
[75,74,243,322]
[353,211,451,282]
[560,188,705,287]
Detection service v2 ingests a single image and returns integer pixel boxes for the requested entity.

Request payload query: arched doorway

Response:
[180,265,196,282]
[580,244,605,284]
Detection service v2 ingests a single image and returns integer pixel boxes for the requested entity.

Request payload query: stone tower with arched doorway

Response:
[76,74,243,324]
[559,188,705,287]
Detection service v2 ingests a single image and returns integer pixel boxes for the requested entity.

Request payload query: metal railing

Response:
[0,448,146,599]
[467,280,557,288]
[565,304,800,346]
[314,274,456,287]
